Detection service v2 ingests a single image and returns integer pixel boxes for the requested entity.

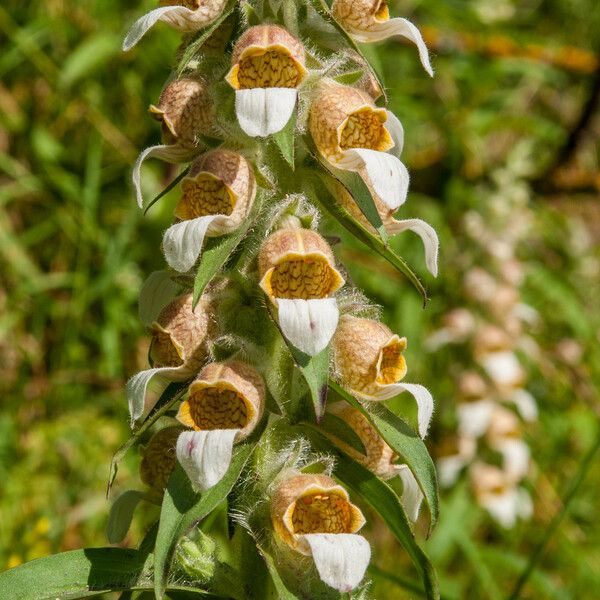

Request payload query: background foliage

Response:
[1,0,599,598]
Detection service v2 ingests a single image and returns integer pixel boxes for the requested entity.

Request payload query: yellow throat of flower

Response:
[262,252,344,300]
[291,491,354,535]
[178,382,253,431]
[374,0,390,21]
[150,325,185,367]
[338,106,393,152]
[139,426,183,491]
[227,45,306,90]
[175,173,236,220]
[375,335,408,385]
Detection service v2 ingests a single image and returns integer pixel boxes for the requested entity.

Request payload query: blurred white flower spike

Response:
[123,0,229,51]
[332,0,433,76]
[226,25,307,137]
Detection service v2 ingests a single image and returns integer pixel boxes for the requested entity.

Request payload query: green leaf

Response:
[0,547,220,599]
[106,489,146,544]
[332,450,440,600]
[315,412,367,456]
[306,170,428,304]
[144,166,191,215]
[258,545,301,600]
[288,344,330,422]
[192,194,262,307]
[176,0,238,75]
[107,382,189,494]
[154,445,254,599]
[60,33,119,87]
[273,109,297,169]
[330,381,439,532]
[240,2,262,26]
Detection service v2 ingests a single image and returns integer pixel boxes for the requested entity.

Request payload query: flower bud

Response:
[177,361,264,441]
[258,228,344,356]
[226,25,307,137]
[270,473,370,592]
[150,293,213,376]
[139,425,184,491]
[123,0,228,52]
[331,0,433,76]
[149,77,214,149]
[163,150,256,272]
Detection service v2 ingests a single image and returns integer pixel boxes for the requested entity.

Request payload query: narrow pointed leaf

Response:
[154,445,254,598]
[273,108,297,168]
[258,545,301,600]
[318,411,367,456]
[330,381,439,532]
[144,166,191,215]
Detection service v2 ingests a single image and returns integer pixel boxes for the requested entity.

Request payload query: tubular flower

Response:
[126,293,213,427]
[470,463,532,528]
[332,315,434,438]
[140,425,184,492]
[435,435,476,488]
[474,325,525,389]
[328,404,424,521]
[225,25,307,137]
[485,407,530,479]
[310,82,409,214]
[271,473,370,592]
[259,228,345,356]
[162,150,256,272]
[134,77,214,209]
[175,361,264,491]
[123,0,228,51]
[331,0,433,76]
[456,371,495,439]
[335,182,439,276]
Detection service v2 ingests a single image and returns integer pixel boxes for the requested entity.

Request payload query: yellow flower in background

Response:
[271,473,370,592]
[259,228,345,356]
[226,25,307,137]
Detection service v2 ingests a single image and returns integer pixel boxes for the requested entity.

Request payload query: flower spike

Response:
[271,473,370,592]
[123,0,229,51]
[226,25,307,137]
[259,228,345,355]
[332,0,433,76]
[333,315,434,437]
[126,293,213,427]
[163,150,256,272]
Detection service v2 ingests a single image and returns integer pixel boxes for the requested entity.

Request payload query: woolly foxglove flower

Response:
[271,473,370,592]
[163,150,256,272]
[328,403,424,521]
[335,182,439,276]
[259,228,345,356]
[470,463,532,528]
[474,325,525,389]
[225,25,307,137]
[435,435,476,488]
[456,372,495,439]
[123,0,228,51]
[175,361,264,491]
[134,77,214,209]
[331,0,433,76]
[486,407,530,479]
[332,315,434,437]
[310,83,409,213]
[127,293,213,427]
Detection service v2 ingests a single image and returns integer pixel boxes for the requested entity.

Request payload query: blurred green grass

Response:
[1,1,599,598]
